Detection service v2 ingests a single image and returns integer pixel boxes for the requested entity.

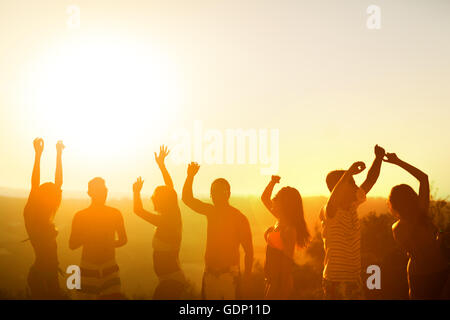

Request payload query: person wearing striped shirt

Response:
[320,145,385,299]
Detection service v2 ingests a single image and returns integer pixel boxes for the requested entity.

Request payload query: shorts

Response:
[78,260,123,300]
[27,264,62,299]
[153,269,187,300]
[322,278,364,300]
[202,266,240,300]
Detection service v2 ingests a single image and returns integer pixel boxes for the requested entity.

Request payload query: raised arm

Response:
[182,162,214,215]
[133,177,162,226]
[326,161,366,218]
[384,153,430,213]
[55,140,65,189]
[360,144,385,194]
[154,145,173,189]
[261,175,280,218]
[31,138,44,191]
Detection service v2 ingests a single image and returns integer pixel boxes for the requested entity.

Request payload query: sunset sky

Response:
[1,0,449,199]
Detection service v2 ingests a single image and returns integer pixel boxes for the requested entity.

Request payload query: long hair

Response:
[273,187,311,248]
[152,185,179,215]
[389,184,423,221]
[27,182,61,224]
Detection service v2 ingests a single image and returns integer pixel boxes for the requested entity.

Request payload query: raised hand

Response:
[33,138,44,155]
[271,175,281,183]
[187,162,200,177]
[56,140,65,153]
[154,145,170,167]
[133,177,144,193]
[383,152,400,165]
[348,161,366,175]
[374,144,385,159]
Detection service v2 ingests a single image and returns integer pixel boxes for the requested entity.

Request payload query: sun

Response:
[26,37,181,158]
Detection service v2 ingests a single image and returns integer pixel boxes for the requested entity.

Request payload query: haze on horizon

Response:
[1,0,449,199]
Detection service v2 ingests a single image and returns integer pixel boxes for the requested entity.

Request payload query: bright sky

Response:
[0,0,449,199]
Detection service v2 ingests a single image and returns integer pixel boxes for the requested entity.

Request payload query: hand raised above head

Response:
[133,177,144,193]
[349,161,366,175]
[155,145,170,166]
[271,175,281,183]
[187,162,200,177]
[56,140,65,153]
[383,152,400,164]
[33,138,44,154]
[374,144,385,159]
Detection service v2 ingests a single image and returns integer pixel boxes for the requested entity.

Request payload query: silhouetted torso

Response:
[393,218,447,275]
[72,205,122,265]
[205,205,247,270]
[153,208,182,276]
[24,189,60,270]
[264,227,293,281]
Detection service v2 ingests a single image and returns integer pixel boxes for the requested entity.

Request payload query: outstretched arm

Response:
[327,161,366,218]
[384,153,430,213]
[31,138,44,191]
[55,141,65,189]
[182,162,214,215]
[155,145,173,189]
[261,175,280,218]
[360,145,385,194]
[133,177,162,226]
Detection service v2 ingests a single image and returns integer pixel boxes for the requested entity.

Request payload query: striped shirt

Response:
[320,188,366,282]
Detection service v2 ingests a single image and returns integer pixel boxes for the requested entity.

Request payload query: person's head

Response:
[32,182,61,220]
[272,187,310,248]
[87,177,108,205]
[326,170,359,208]
[210,178,231,207]
[152,185,178,214]
[388,184,420,220]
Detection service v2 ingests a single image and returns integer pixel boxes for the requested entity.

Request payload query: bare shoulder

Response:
[230,206,249,224]
[105,206,123,217]
[73,208,89,221]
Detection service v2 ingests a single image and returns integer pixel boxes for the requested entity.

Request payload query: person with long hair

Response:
[384,152,449,299]
[133,145,185,299]
[261,175,310,299]
[24,138,65,299]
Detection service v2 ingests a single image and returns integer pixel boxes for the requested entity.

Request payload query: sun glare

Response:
[26,38,181,157]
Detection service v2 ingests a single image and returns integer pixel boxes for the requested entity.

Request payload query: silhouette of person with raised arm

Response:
[261,175,310,299]
[133,145,185,299]
[24,138,65,299]
[384,152,449,299]
[320,145,385,299]
[69,177,127,299]
[182,162,253,300]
